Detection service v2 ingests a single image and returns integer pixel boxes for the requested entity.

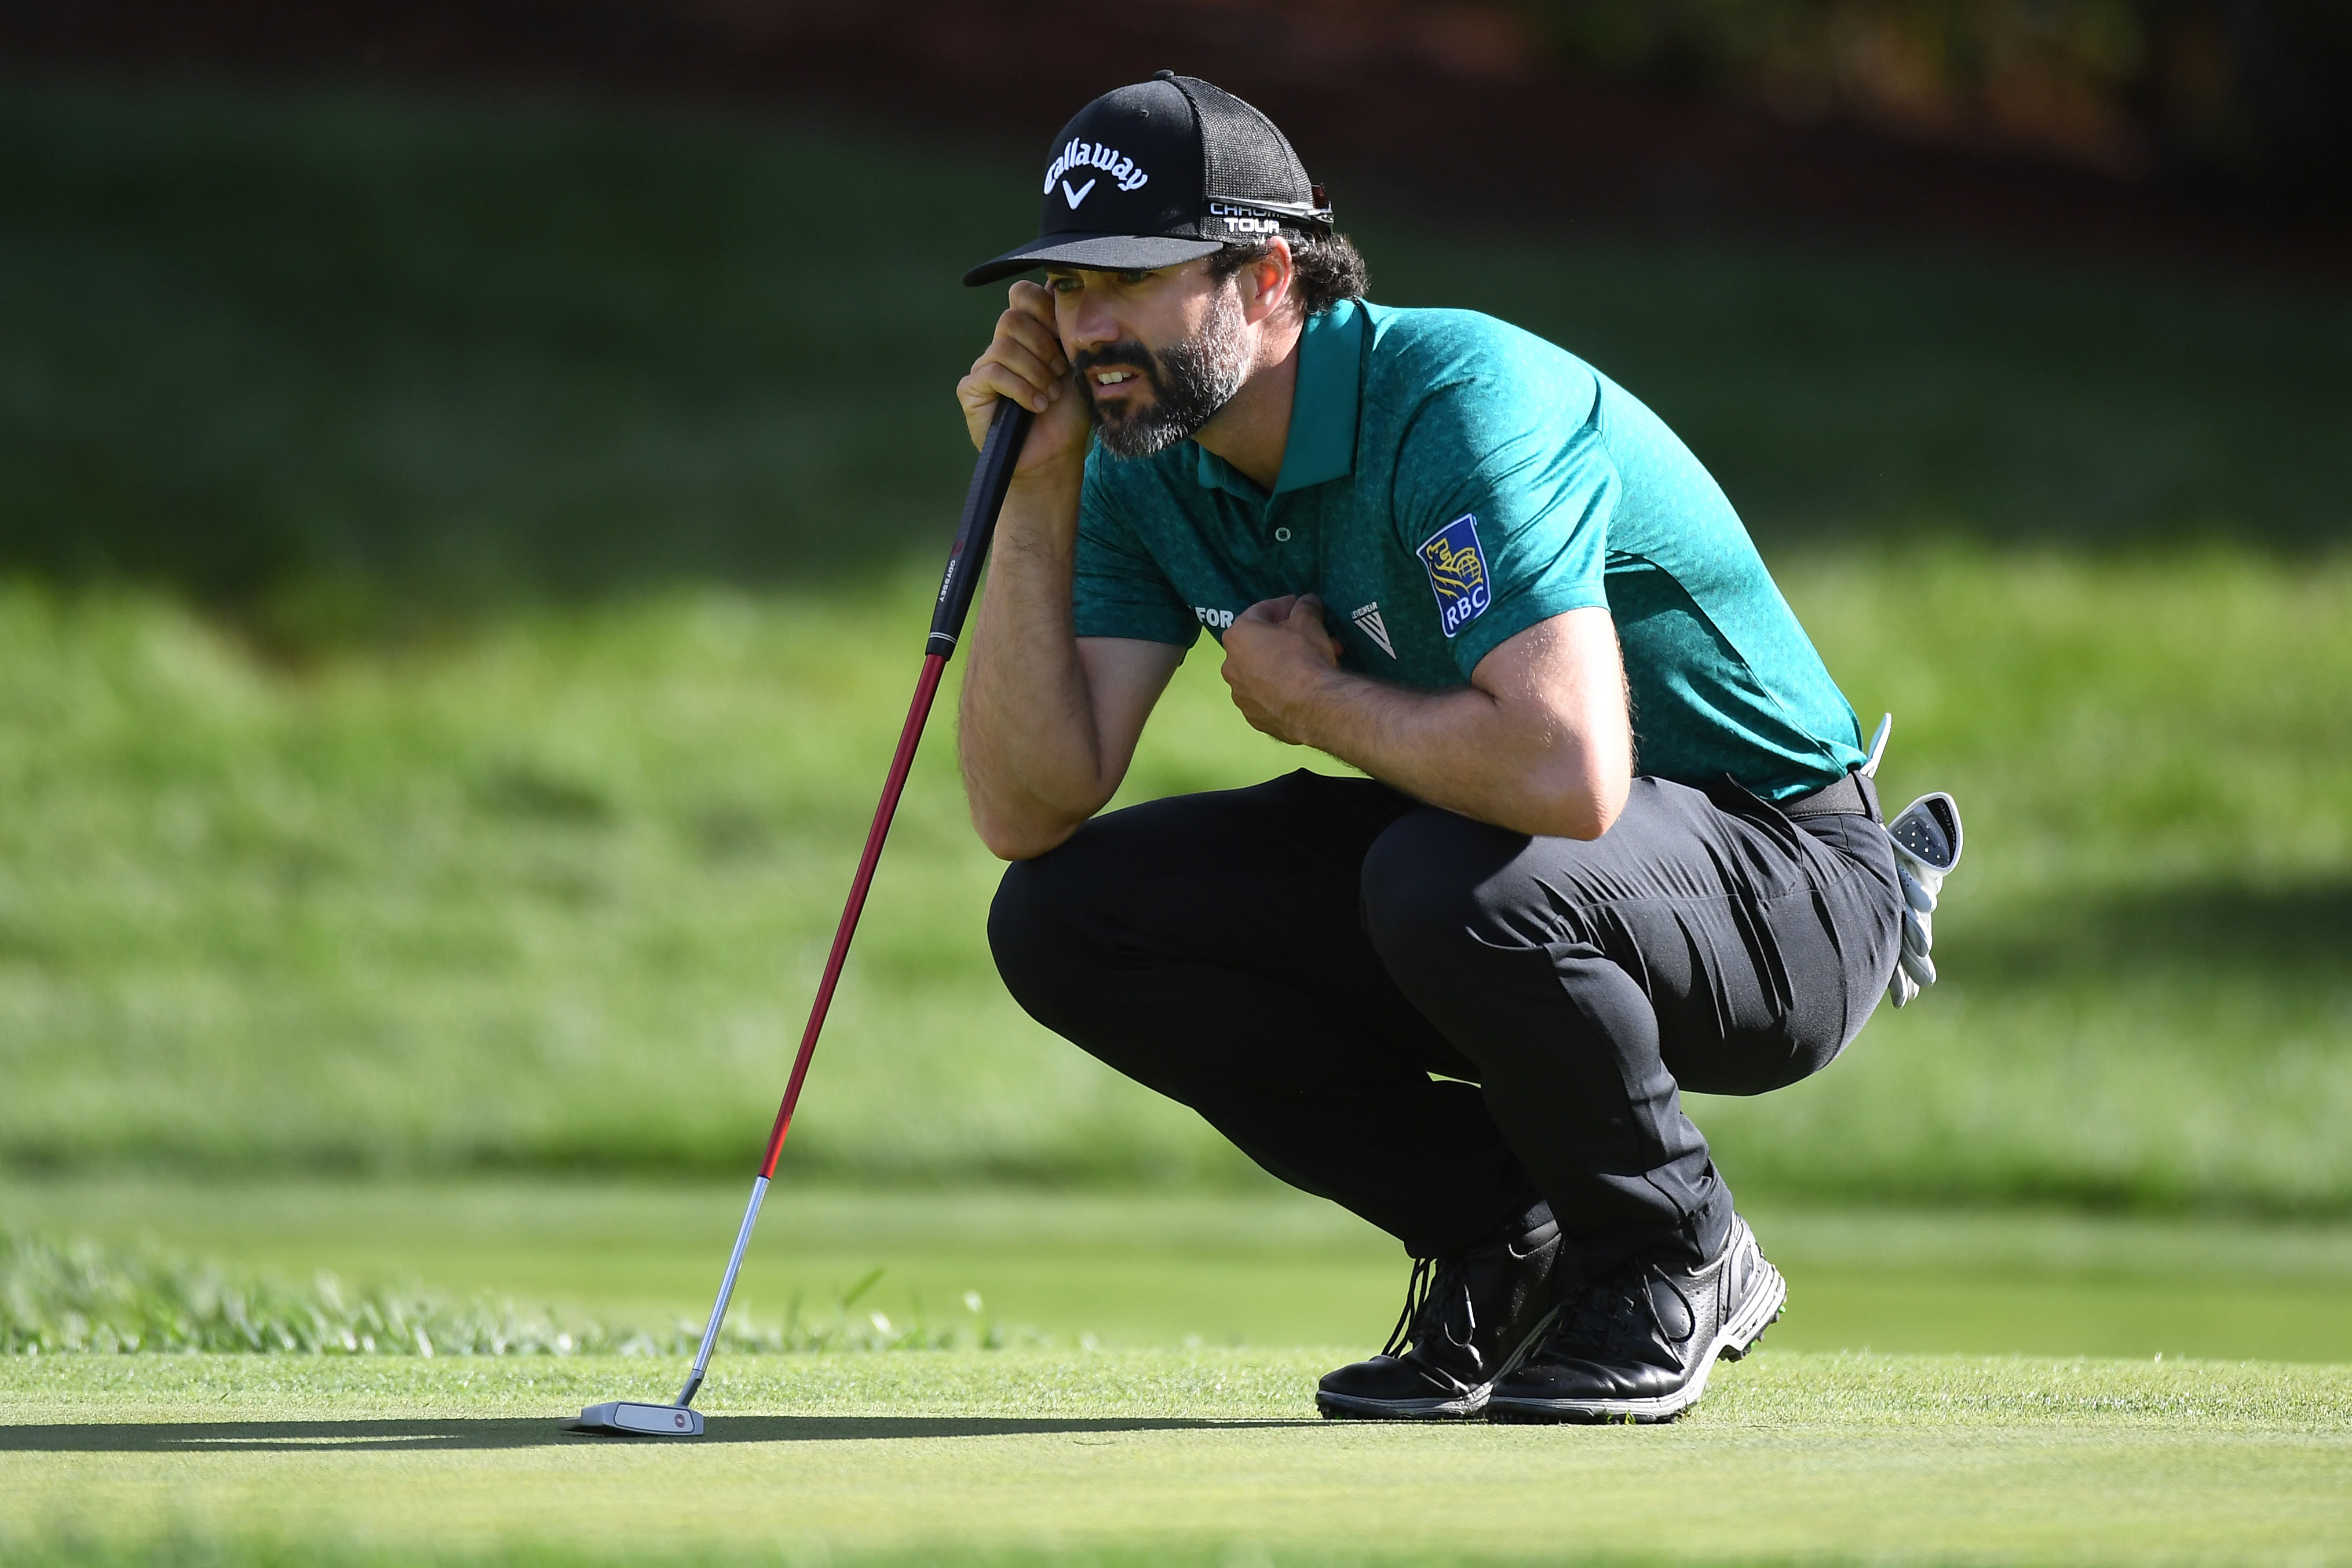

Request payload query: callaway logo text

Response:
[1044,140,1151,204]
[1350,603,1396,658]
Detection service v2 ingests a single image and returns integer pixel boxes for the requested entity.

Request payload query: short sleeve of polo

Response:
[1392,352,1617,677]
[1071,445,1201,648]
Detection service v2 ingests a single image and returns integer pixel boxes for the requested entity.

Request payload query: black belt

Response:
[1778,769,1881,824]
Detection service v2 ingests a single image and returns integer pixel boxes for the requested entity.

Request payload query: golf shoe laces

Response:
[1546,1259,1697,1364]
[1380,1255,1476,1358]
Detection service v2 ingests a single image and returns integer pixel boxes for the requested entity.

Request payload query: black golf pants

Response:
[988,770,1903,1279]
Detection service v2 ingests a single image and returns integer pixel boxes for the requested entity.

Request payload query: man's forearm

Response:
[1254,610,1632,840]
[956,477,1117,857]
[1294,675,1617,838]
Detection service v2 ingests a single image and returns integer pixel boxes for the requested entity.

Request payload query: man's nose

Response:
[1060,293,1123,352]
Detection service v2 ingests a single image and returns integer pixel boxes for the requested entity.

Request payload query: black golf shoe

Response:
[1316,1215,1562,1421]
[1485,1214,1784,1425]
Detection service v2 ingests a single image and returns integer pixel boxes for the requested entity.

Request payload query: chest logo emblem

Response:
[1416,514,1492,638]
[1350,602,1396,658]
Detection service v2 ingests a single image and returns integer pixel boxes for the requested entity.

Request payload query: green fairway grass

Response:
[4,1351,2349,1566]
[10,1179,2352,1364]
[2,550,2347,1212]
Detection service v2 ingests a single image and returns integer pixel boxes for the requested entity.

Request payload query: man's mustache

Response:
[1073,342,1166,407]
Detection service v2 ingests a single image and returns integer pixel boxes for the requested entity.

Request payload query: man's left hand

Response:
[1221,594,1346,744]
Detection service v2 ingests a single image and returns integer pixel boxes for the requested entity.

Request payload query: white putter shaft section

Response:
[568,1174,769,1437]
[674,1174,771,1408]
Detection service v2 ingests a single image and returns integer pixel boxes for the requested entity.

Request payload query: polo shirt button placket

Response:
[1273,527,1292,542]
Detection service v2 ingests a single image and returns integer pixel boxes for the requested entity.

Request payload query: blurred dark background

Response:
[1,0,2346,619]
[13,0,2348,239]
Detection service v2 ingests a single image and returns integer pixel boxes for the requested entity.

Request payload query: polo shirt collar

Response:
[1189,297,1364,500]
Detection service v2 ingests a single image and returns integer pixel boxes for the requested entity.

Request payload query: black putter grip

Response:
[926,399,1036,658]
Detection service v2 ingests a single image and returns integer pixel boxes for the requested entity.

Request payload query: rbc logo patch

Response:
[1417,514,1492,638]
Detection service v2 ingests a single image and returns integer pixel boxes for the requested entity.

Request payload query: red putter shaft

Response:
[653,399,1033,1419]
[759,651,948,1178]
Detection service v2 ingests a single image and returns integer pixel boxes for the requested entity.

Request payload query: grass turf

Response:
[3,1351,2349,1566]
[2,550,2349,1212]
[10,1179,2352,1365]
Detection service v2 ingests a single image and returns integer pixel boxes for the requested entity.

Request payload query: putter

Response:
[570,399,1035,1438]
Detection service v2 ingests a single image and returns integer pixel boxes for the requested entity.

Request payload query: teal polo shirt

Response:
[1072,298,1865,802]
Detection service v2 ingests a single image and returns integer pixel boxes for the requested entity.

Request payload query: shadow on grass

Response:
[0,1415,1327,1452]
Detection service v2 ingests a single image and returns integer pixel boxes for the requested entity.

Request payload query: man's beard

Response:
[1076,285,1251,460]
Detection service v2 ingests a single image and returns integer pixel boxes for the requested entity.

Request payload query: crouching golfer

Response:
[955,73,1904,1424]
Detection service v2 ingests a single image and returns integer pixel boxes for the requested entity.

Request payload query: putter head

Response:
[568,1400,704,1438]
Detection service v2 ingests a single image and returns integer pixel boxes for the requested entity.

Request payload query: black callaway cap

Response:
[962,71,1331,288]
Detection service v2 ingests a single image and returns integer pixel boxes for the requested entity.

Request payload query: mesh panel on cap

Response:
[1173,76,1312,203]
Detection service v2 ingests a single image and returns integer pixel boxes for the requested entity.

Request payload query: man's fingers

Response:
[963,357,1057,418]
[964,300,1071,427]
[954,279,1087,466]
[1302,596,1344,655]
[1007,279,1056,323]
[981,339,1067,408]
[1287,594,1342,656]
[1236,596,1336,653]
[998,309,1069,377]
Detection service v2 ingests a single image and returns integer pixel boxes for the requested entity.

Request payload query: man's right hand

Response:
[957,280,1090,481]
[952,281,1182,861]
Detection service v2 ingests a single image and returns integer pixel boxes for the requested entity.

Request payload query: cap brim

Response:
[961,233,1225,287]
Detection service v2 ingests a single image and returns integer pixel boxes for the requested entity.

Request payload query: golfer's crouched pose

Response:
[955,74,1907,1424]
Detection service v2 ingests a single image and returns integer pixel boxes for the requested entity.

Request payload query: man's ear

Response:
[1236,239,1297,326]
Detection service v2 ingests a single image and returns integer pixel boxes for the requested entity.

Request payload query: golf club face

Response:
[568,1401,704,1438]
[1889,792,1962,875]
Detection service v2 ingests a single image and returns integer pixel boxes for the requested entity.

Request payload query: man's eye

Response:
[1118,270,1153,286]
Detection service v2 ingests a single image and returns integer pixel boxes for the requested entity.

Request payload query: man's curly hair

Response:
[1207,231,1369,317]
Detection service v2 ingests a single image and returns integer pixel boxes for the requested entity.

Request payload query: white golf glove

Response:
[1858,715,1963,1009]
[1884,792,1962,1007]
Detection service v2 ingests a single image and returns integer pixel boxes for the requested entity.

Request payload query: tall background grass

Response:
[1,78,2346,1215]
